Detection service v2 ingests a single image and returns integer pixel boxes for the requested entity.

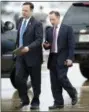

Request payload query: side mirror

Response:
[4,21,14,31]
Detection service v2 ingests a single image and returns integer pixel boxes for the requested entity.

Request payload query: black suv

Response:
[62,2,89,79]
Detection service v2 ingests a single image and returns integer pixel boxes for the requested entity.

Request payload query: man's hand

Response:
[20,46,30,55]
[64,59,73,67]
[43,42,51,49]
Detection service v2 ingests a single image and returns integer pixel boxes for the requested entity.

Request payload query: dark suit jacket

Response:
[45,24,75,69]
[16,16,43,66]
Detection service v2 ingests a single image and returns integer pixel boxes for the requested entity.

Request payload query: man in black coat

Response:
[15,2,43,109]
[43,11,77,110]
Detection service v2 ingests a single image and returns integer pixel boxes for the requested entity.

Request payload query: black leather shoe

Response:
[72,96,78,105]
[15,101,29,108]
[30,97,40,110]
[31,97,40,105]
[30,103,39,110]
[72,90,78,105]
[49,104,64,110]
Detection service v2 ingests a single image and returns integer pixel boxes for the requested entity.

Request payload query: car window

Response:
[62,3,89,33]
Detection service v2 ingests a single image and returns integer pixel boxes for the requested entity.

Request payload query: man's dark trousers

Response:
[49,53,76,105]
[15,56,41,101]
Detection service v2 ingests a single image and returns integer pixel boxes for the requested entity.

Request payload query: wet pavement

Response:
[1,59,89,111]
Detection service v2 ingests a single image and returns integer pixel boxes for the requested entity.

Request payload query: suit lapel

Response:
[18,18,23,33]
[24,16,34,35]
[51,24,64,43]
[18,16,34,35]
[58,24,64,38]
[17,18,23,45]
[50,27,54,43]
[57,24,64,42]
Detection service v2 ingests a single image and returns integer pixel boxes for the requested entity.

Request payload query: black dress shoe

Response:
[30,103,39,110]
[30,97,40,110]
[72,96,78,105]
[15,101,29,108]
[72,90,78,105]
[31,97,40,105]
[49,104,64,110]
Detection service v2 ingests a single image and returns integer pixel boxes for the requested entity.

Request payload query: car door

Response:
[1,29,17,75]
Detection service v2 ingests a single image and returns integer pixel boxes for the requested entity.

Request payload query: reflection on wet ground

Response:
[1,63,89,111]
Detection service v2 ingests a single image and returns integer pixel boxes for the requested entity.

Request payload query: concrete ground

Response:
[1,54,89,111]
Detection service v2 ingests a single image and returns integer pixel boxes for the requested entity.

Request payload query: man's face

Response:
[22,5,32,18]
[49,13,60,26]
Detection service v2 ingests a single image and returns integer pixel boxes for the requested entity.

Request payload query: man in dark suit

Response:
[15,2,43,109]
[43,11,77,110]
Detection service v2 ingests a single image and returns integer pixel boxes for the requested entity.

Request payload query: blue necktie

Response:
[19,20,27,47]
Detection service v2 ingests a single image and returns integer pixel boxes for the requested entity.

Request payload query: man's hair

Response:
[23,2,34,10]
[49,11,60,17]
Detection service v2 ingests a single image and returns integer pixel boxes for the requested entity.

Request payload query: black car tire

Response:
[10,67,32,89]
[80,64,89,80]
